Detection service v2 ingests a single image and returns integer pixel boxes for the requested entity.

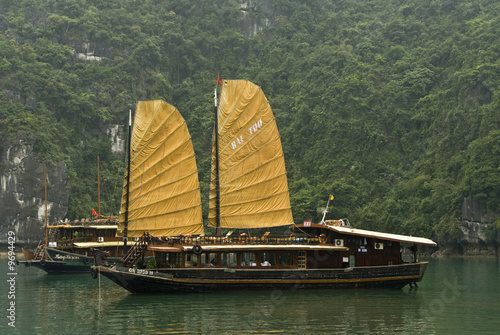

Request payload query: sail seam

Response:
[131,125,190,178]
[209,171,288,200]
[128,137,196,185]
[216,189,291,208]
[219,112,274,161]
[220,153,284,183]
[127,188,202,213]
[219,136,283,179]
[210,207,293,219]
[219,80,251,131]
[127,169,199,197]
[132,101,179,162]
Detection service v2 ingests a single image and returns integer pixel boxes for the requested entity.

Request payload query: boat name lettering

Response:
[53,254,80,261]
[231,135,244,150]
[128,268,153,275]
[231,119,263,150]
[248,118,263,135]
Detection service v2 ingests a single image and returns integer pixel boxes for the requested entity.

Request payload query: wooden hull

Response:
[96,262,428,293]
[19,248,122,274]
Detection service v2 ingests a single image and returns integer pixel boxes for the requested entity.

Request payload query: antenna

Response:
[320,195,334,224]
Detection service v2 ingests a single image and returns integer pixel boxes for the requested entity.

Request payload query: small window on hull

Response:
[261,252,276,266]
[278,252,294,266]
[185,254,198,267]
[221,253,237,267]
[241,253,257,267]
[201,253,217,267]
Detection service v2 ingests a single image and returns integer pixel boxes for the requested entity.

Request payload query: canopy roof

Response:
[311,224,437,246]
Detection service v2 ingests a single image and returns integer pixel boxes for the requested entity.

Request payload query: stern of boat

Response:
[416,261,429,282]
[22,248,35,260]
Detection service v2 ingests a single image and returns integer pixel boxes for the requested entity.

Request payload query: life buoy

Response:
[183,234,192,244]
[319,234,327,244]
[40,259,46,266]
[83,257,89,264]
[239,233,248,244]
[90,267,98,279]
[192,244,203,255]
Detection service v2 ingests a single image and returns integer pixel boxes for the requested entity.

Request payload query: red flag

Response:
[92,208,99,216]
[217,75,222,86]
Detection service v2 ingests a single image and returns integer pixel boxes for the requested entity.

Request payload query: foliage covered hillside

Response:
[1,0,499,240]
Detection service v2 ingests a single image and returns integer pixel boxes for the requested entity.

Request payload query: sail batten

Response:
[128,124,191,180]
[216,190,291,210]
[131,107,180,162]
[209,80,294,228]
[130,125,190,174]
[126,153,198,195]
[209,171,288,200]
[118,100,203,237]
[127,180,202,214]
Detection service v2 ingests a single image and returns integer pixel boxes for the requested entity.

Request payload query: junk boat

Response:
[92,80,436,292]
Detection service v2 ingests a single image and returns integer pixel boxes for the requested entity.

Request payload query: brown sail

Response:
[209,80,294,228]
[117,100,203,237]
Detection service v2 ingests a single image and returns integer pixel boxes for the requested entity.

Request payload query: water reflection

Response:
[3,258,499,334]
[95,286,430,334]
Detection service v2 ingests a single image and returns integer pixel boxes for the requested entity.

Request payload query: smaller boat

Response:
[20,217,128,274]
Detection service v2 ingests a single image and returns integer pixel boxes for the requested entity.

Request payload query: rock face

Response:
[0,131,69,245]
[107,124,126,154]
[458,195,498,256]
[435,195,499,257]
[237,0,276,37]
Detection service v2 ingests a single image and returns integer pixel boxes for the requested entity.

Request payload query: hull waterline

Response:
[95,262,428,293]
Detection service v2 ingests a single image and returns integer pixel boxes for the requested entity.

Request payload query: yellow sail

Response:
[117,100,203,237]
[209,80,294,228]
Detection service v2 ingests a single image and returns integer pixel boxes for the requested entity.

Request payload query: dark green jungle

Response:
[1,0,499,241]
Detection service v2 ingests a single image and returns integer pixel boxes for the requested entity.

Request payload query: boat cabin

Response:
[145,222,434,271]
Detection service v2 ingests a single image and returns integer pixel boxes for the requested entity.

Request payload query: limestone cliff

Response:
[237,0,276,37]
[435,195,499,257]
[0,131,68,244]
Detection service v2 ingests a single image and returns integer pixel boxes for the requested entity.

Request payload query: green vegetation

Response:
[1,0,499,239]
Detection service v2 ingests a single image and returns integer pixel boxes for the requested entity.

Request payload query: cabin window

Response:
[201,253,217,267]
[241,253,257,267]
[278,252,294,266]
[221,253,237,267]
[159,252,181,268]
[261,252,276,266]
[185,254,198,267]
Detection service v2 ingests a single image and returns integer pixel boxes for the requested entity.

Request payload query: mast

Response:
[44,164,48,247]
[214,85,221,237]
[123,109,132,256]
[97,155,101,216]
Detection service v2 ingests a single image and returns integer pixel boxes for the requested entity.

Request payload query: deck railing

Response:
[158,234,323,246]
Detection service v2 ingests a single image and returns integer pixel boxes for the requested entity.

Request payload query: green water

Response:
[1,258,499,334]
